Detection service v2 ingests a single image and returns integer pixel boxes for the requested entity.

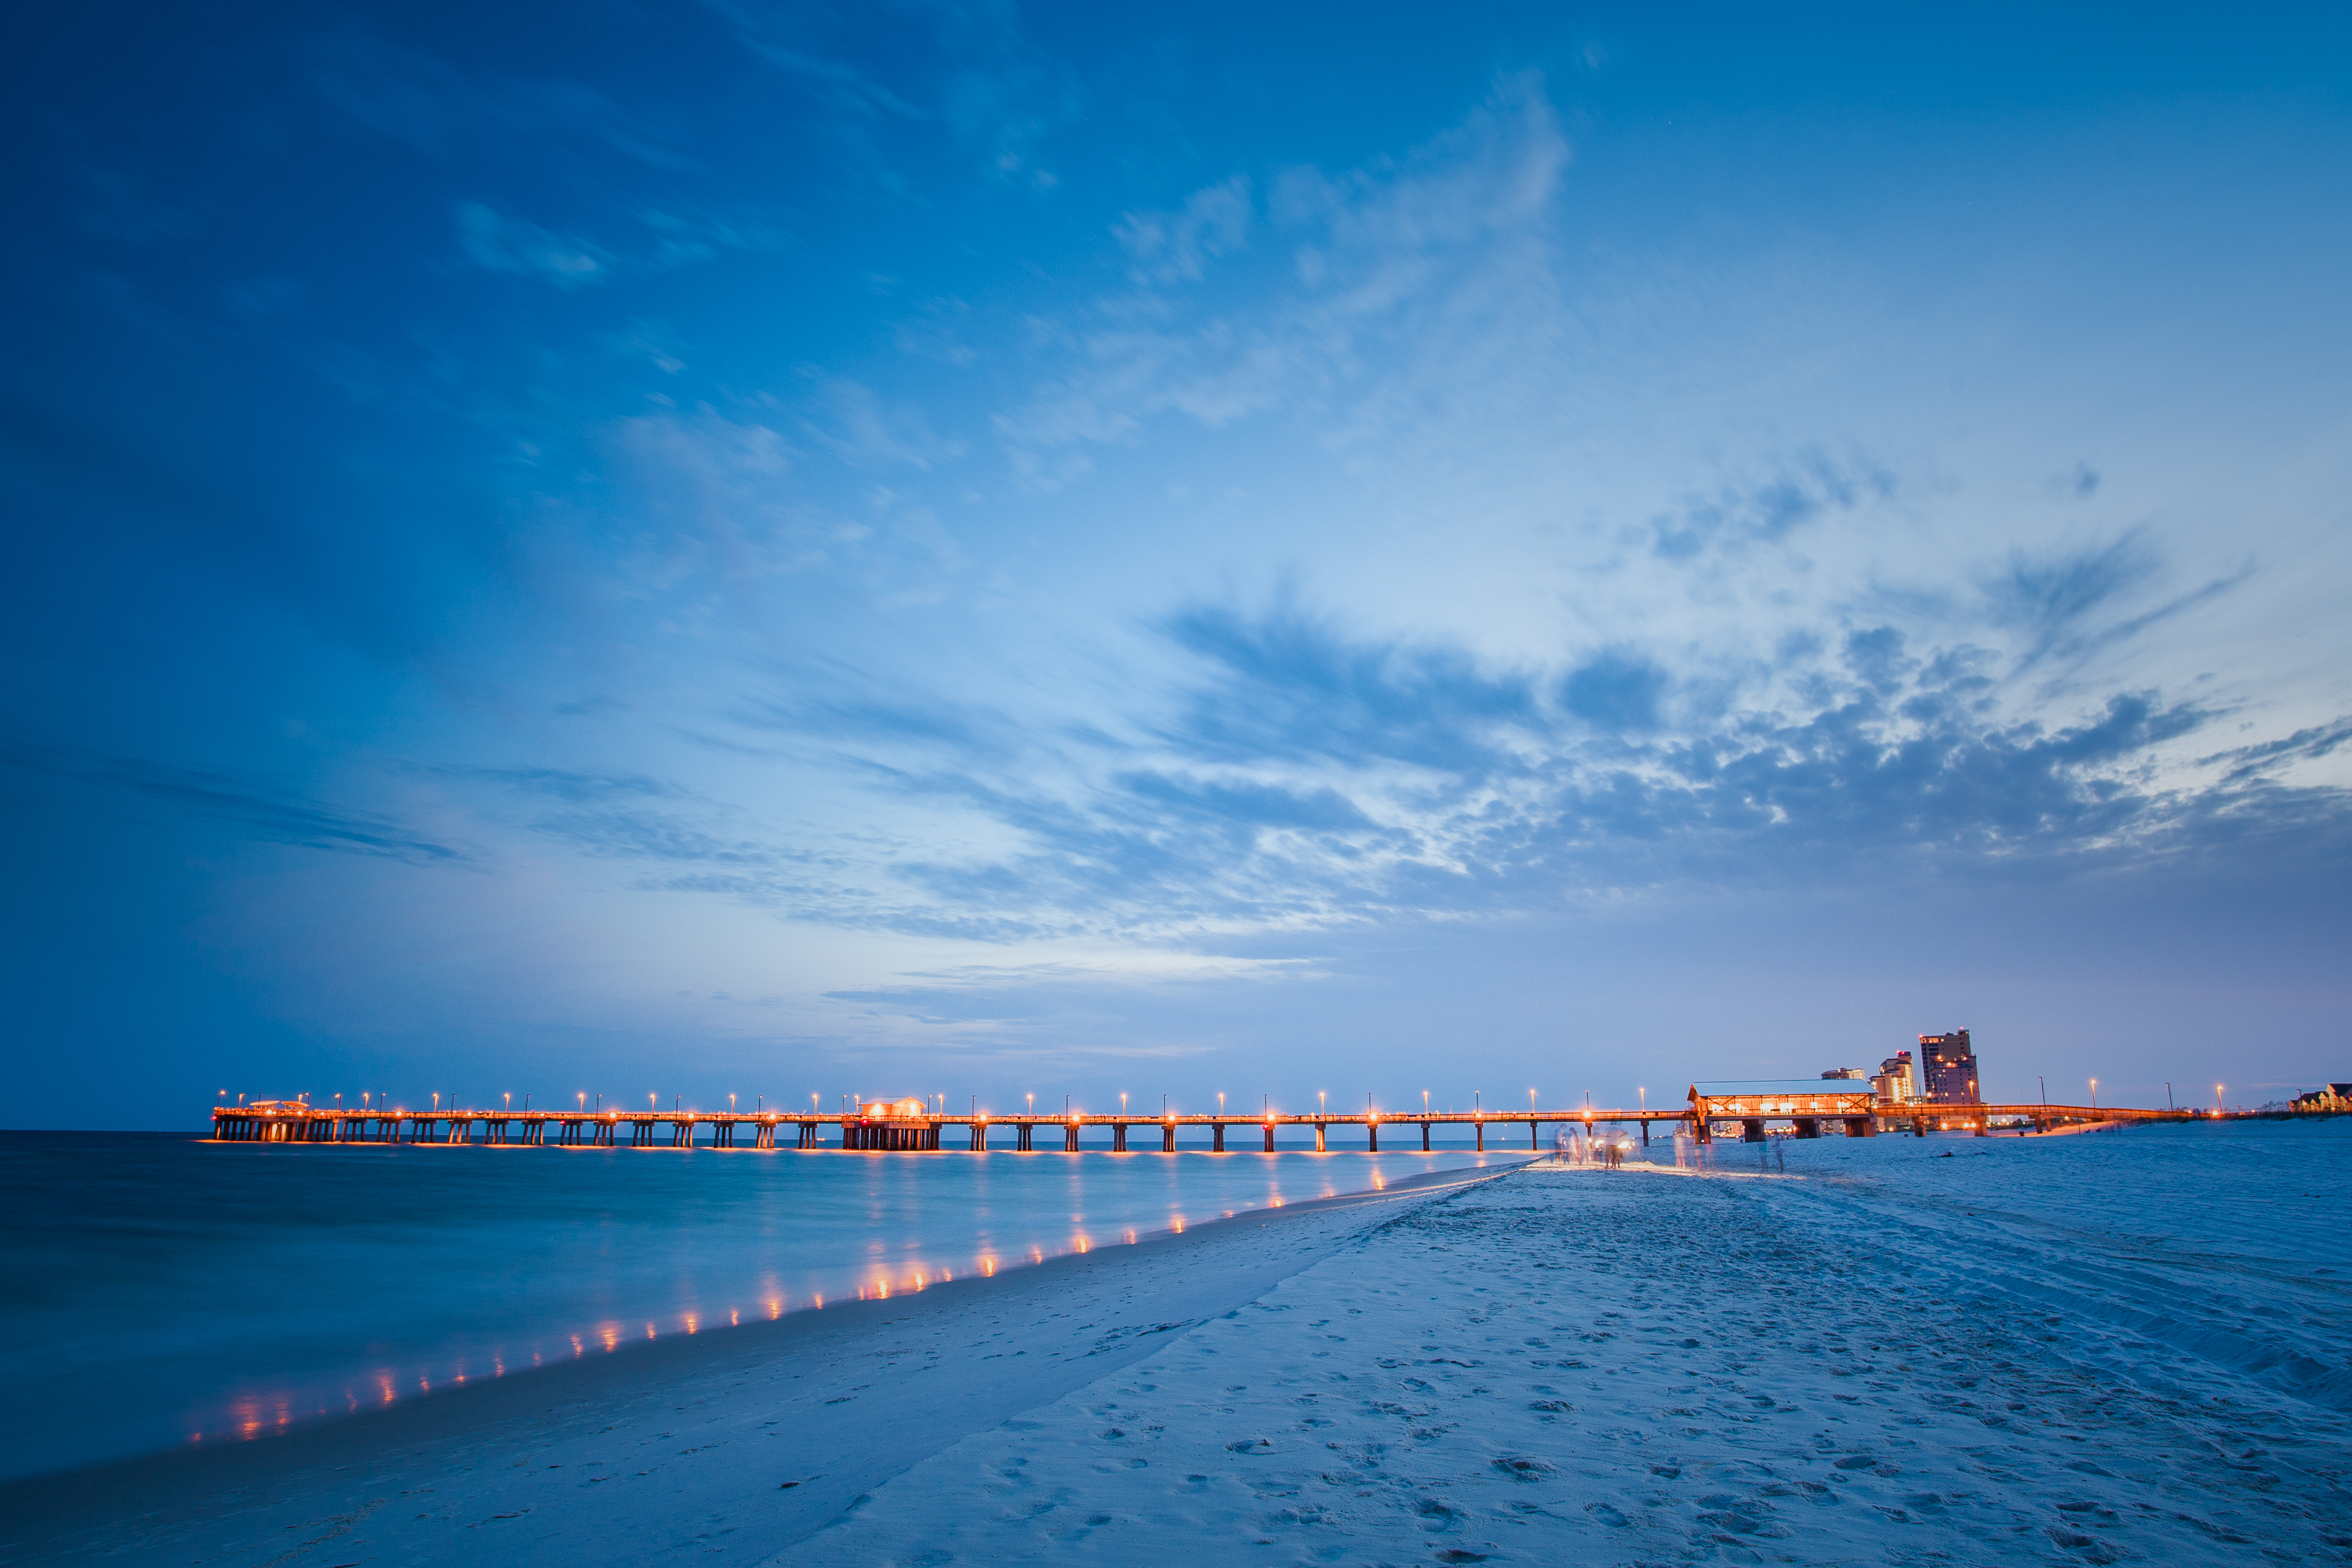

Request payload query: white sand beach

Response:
[10,1134,2348,1566]
[817,1154,2352,1564]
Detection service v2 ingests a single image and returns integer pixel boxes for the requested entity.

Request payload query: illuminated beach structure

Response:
[843,1098,941,1151]
[1688,1080,1880,1142]
[209,1083,2213,1151]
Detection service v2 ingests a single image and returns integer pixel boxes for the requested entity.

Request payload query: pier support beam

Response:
[1367,1122,1378,1152]
[972,1122,987,1151]
[1793,1118,1820,1139]
[1162,1123,1175,1152]
[1314,1122,1326,1152]
[1264,1123,1276,1152]
[1531,1120,1541,1151]
[1112,1123,1127,1152]
[1420,1122,1431,1151]
[1213,1123,1225,1152]
[1017,1122,1033,1151]
[1742,1118,1767,1143]
[1475,1121,1484,1151]
[1064,1122,1080,1152]
[1843,1116,1874,1137]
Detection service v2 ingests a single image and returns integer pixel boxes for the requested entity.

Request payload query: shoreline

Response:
[2,1158,1521,1563]
[805,1145,2352,1565]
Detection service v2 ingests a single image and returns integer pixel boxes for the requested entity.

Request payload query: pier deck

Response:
[208,1100,2206,1149]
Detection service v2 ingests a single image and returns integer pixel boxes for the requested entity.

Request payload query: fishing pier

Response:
[209,1088,2199,1150]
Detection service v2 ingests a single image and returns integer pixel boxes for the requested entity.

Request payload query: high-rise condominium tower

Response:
[1919,1030,1978,1104]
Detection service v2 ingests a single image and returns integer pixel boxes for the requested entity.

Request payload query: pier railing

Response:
[207,1098,2215,1151]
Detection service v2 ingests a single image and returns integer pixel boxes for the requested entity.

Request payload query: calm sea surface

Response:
[0,1132,1516,1480]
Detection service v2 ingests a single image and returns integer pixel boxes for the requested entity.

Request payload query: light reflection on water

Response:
[0,1132,1509,1480]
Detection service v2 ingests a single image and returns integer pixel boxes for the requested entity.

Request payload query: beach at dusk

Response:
[9,1123,2346,1564]
[5,0,2348,1560]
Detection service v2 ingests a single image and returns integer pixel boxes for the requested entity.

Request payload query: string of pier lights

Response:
[219,1075,2256,1132]
[269,1082,1646,1129]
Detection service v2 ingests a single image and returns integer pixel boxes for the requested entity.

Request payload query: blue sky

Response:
[5,2,2348,1126]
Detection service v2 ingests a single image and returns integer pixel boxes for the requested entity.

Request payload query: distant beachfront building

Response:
[1872,1050,1918,1105]
[1821,1068,1867,1081]
[1919,1030,1979,1104]
[2291,1083,2351,1111]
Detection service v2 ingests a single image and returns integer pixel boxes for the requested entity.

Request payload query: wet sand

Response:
[0,1162,1518,1565]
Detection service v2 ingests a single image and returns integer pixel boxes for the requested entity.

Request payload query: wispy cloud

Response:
[2,747,463,863]
[305,27,696,167]
[1982,532,2256,676]
[1115,176,1252,283]
[992,74,1572,470]
[455,201,606,286]
[1650,453,1898,561]
[660,592,2344,943]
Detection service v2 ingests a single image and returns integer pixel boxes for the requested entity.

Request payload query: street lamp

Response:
[2089,1077,2098,1110]
[1318,1091,1327,1116]
[1529,1088,1537,1115]
[2215,1082,2225,1114]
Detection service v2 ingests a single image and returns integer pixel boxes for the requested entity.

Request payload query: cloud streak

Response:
[2,747,463,864]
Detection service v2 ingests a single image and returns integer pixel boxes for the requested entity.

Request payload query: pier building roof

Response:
[1689,1080,1878,1116]
[1691,1080,1872,1097]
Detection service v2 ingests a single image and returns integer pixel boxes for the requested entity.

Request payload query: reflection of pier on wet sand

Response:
[0,1164,1512,1565]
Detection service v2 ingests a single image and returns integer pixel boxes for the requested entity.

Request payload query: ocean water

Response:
[0,1132,1514,1480]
